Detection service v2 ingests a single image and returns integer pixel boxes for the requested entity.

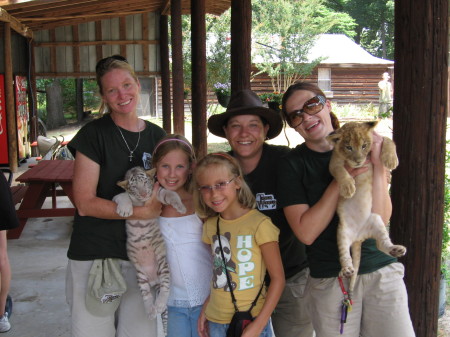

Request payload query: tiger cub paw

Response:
[389,245,406,257]
[340,266,355,278]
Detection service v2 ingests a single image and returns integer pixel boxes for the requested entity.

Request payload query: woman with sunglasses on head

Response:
[66,55,166,336]
[277,82,415,336]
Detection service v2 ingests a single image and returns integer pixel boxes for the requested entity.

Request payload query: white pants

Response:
[305,263,415,337]
[66,259,158,337]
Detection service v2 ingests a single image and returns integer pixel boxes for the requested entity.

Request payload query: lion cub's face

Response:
[326,121,377,168]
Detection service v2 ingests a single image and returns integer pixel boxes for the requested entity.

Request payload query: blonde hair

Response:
[193,152,256,218]
[95,55,140,115]
[152,134,196,193]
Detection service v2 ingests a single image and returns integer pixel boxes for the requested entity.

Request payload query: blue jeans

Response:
[208,319,273,337]
[167,305,202,337]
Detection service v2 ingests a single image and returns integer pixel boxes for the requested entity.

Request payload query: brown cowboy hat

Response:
[207,89,283,139]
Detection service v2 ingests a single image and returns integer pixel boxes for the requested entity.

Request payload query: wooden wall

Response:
[33,12,160,78]
[156,63,395,117]
[251,64,394,105]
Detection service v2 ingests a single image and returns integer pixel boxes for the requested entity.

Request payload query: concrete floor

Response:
[6,159,164,337]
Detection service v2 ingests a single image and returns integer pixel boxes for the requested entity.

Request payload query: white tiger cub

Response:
[113,166,186,331]
[326,121,406,298]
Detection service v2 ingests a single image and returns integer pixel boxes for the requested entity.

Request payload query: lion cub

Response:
[326,121,406,298]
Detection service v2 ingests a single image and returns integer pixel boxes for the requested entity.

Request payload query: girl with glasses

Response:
[194,153,284,337]
[277,82,414,336]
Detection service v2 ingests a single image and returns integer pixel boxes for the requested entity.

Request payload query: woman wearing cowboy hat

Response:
[207,89,314,337]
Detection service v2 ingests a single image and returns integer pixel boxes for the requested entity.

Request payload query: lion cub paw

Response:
[339,180,356,199]
[389,245,406,257]
[381,152,399,170]
[340,266,355,278]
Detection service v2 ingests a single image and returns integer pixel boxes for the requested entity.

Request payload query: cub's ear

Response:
[364,121,378,130]
[117,180,128,190]
[146,168,156,178]
[326,131,341,145]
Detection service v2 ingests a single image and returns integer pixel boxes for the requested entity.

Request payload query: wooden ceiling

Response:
[0,0,231,32]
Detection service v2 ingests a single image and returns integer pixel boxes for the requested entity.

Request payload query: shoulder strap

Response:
[216,217,265,314]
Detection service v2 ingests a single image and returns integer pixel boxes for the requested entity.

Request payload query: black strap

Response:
[216,217,265,314]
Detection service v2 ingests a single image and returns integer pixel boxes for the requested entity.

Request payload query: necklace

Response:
[115,122,141,162]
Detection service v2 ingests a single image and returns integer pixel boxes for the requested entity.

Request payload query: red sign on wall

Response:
[0,75,8,165]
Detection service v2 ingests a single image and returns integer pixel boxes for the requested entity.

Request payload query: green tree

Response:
[252,0,356,93]
[325,0,394,59]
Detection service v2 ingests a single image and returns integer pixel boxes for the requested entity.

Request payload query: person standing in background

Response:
[378,72,393,118]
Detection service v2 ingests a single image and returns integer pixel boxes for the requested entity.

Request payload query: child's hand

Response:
[197,305,209,337]
[242,320,264,337]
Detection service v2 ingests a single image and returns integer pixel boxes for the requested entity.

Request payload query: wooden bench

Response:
[11,185,29,206]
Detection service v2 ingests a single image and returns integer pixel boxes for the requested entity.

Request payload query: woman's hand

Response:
[140,182,163,219]
[370,131,384,167]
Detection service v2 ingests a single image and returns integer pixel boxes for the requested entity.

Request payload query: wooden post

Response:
[4,23,18,172]
[159,15,172,133]
[171,0,185,135]
[191,0,207,159]
[28,38,39,156]
[390,0,448,335]
[230,0,251,95]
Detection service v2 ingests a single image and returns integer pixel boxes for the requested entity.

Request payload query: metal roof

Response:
[0,0,231,32]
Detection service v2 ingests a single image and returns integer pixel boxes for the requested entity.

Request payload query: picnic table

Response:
[8,160,75,239]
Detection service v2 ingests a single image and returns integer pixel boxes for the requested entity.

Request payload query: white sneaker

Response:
[0,312,11,333]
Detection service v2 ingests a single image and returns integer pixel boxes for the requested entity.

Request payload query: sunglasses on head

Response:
[95,55,128,73]
[287,95,326,128]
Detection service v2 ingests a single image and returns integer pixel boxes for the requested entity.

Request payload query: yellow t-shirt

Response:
[202,209,280,324]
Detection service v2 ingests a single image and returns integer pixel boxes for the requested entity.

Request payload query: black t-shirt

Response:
[277,143,396,278]
[67,114,166,260]
[0,173,19,231]
[231,143,308,279]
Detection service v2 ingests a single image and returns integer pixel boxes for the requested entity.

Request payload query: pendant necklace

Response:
[115,122,141,162]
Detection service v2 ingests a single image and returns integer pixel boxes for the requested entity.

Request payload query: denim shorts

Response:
[167,305,203,337]
[208,318,273,337]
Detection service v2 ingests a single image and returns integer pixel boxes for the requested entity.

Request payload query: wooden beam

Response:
[95,21,102,63]
[34,39,159,47]
[142,12,149,72]
[35,71,160,78]
[191,0,207,159]
[171,0,185,135]
[390,0,448,335]
[159,15,171,133]
[0,8,32,38]
[119,17,126,57]
[72,25,80,73]
[4,23,18,171]
[49,29,57,73]
[230,0,251,94]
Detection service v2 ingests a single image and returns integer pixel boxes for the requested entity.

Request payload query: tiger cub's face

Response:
[120,167,155,202]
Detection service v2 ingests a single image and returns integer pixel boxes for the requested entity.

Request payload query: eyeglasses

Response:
[287,95,326,128]
[198,176,237,194]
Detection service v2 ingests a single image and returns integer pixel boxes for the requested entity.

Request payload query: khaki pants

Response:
[271,268,314,337]
[305,263,415,337]
[66,259,158,337]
